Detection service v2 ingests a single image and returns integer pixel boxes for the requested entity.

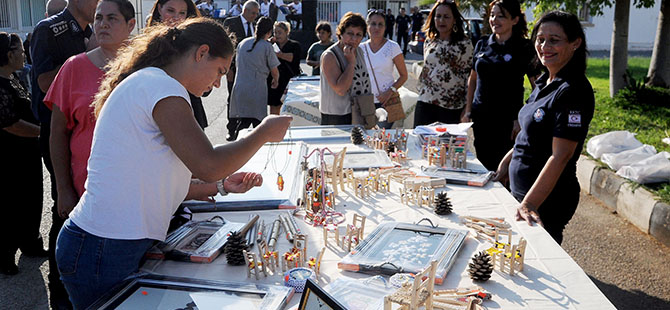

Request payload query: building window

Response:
[368,0,387,11]
[0,0,17,29]
[21,0,47,27]
[578,3,593,24]
[317,1,339,23]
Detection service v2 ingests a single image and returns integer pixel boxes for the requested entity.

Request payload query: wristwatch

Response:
[390,86,398,92]
[216,178,229,196]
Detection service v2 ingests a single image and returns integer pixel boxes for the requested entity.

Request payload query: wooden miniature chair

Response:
[384,260,438,310]
[243,250,265,280]
[325,147,347,196]
[257,239,278,273]
[322,222,340,247]
[341,214,366,252]
[307,247,326,280]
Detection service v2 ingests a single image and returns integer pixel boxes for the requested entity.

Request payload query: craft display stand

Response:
[365,128,408,153]
[302,147,345,227]
[384,260,438,310]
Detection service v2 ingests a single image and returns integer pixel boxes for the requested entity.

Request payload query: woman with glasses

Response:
[415,0,473,126]
[362,9,407,128]
[461,0,540,172]
[0,32,44,275]
[494,11,594,244]
[46,0,136,221]
[319,12,371,125]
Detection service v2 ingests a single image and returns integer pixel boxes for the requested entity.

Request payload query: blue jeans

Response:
[56,219,154,309]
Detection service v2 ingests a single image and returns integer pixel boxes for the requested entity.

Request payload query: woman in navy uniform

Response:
[494,11,594,244]
[462,0,539,172]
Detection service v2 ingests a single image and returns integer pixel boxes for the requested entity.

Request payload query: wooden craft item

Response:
[268,219,282,250]
[341,214,366,252]
[432,286,490,310]
[279,213,295,243]
[257,239,279,273]
[384,260,438,310]
[486,229,527,276]
[324,147,347,196]
[307,247,326,280]
[243,249,266,280]
[322,223,340,248]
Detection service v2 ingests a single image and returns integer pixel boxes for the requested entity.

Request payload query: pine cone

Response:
[351,126,364,144]
[468,251,493,281]
[224,232,248,265]
[434,192,453,215]
[386,141,397,154]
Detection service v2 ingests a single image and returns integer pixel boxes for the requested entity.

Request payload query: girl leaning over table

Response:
[494,11,594,244]
[361,9,408,129]
[461,0,541,172]
[319,12,371,126]
[414,0,473,126]
[54,18,292,309]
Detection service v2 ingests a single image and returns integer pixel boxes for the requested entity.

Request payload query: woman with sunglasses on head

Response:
[229,16,280,131]
[147,0,212,129]
[319,12,371,125]
[494,11,594,244]
[267,21,301,115]
[0,32,44,275]
[362,9,408,128]
[55,18,291,309]
[461,0,540,172]
[415,0,473,126]
[46,0,136,222]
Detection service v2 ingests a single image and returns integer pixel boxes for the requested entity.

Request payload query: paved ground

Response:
[1,58,669,309]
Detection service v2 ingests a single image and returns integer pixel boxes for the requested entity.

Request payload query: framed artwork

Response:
[183,143,307,212]
[147,217,245,263]
[324,277,389,310]
[87,274,294,310]
[338,222,467,285]
[420,166,494,187]
[324,150,394,171]
[298,279,347,310]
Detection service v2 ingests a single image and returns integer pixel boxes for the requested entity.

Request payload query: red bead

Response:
[288,151,292,155]
[142,291,148,295]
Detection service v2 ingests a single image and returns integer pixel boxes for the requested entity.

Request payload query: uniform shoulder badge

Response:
[49,20,69,37]
[533,108,545,122]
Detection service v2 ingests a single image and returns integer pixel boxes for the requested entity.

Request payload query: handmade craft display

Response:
[224,215,260,265]
[461,216,511,241]
[284,267,315,293]
[384,260,437,310]
[302,147,345,227]
[183,143,306,211]
[400,178,437,207]
[282,234,308,272]
[257,239,279,274]
[280,125,356,144]
[244,249,267,280]
[486,229,527,276]
[338,220,467,284]
[341,214,366,252]
[325,149,394,171]
[365,128,408,153]
[307,247,326,280]
[432,287,491,310]
[86,274,294,310]
[299,278,347,310]
[421,166,494,187]
[147,216,244,263]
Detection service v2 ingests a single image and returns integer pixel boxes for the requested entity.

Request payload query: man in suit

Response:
[223,0,259,141]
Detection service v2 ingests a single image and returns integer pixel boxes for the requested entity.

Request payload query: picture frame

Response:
[420,166,494,187]
[298,278,347,310]
[324,276,389,310]
[146,217,244,263]
[338,221,467,285]
[182,143,307,212]
[87,274,294,310]
[324,150,394,171]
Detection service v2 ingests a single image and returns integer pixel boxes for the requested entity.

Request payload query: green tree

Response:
[647,0,670,88]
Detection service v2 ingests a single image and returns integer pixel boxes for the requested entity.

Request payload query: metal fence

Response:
[316,1,340,23]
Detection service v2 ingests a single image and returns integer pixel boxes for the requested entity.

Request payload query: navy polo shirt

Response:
[471,35,539,122]
[411,12,423,31]
[509,64,594,198]
[396,15,410,32]
[30,8,92,124]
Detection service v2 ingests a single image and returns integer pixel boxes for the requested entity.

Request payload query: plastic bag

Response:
[586,131,643,159]
[616,152,670,184]
[601,144,657,170]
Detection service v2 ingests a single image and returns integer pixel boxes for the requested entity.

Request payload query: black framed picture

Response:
[87,274,294,310]
[298,279,346,310]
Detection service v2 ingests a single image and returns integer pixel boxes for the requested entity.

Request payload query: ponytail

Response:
[247,16,274,52]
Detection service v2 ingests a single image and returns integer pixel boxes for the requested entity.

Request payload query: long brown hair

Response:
[93,17,234,117]
[422,0,466,43]
[146,0,200,26]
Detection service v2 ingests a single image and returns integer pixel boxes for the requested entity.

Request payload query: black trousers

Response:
[385,27,394,39]
[472,118,515,171]
[1,137,43,260]
[413,101,462,127]
[226,80,237,137]
[231,117,261,135]
[513,180,580,244]
[397,31,409,55]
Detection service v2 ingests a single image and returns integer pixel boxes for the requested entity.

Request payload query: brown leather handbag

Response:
[365,45,406,123]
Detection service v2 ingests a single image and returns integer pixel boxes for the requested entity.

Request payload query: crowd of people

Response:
[0,0,595,309]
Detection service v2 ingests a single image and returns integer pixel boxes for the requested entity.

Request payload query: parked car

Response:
[408,9,484,55]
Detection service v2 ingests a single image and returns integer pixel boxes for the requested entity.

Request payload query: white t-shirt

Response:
[260,2,270,16]
[288,2,302,14]
[361,40,402,103]
[70,67,192,241]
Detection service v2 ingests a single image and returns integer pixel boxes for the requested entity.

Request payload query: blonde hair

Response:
[93,17,234,117]
[274,21,291,34]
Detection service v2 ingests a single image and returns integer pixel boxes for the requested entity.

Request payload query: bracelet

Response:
[216,178,228,196]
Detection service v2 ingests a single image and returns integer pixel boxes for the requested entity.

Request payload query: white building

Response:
[1,0,660,51]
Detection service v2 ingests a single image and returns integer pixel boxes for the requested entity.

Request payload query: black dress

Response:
[0,74,43,262]
[268,39,301,107]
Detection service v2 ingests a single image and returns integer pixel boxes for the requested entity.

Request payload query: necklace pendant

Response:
[277,173,284,191]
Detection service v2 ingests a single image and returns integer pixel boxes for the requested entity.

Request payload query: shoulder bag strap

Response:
[365,44,383,97]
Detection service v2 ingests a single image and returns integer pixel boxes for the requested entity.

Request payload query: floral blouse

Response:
[418,37,473,110]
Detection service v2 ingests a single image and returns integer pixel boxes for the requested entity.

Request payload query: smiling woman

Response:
[54,18,292,309]
[146,0,200,27]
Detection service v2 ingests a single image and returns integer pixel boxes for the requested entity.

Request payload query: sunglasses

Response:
[367,9,386,17]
